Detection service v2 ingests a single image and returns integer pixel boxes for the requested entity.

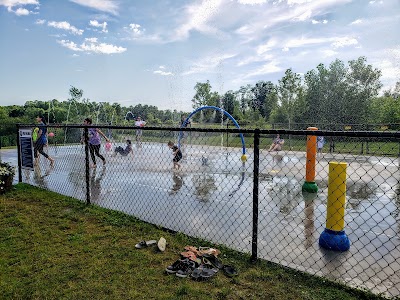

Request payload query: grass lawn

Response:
[0,184,386,300]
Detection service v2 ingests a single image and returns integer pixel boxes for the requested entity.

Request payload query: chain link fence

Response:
[15,124,400,298]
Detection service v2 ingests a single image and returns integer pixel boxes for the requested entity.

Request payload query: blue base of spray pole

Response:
[319,228,350,251]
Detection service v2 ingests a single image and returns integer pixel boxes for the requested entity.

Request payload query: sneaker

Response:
[176,260,196,278]
[165,259,186,274]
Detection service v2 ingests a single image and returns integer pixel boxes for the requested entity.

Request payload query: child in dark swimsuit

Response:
[167,141,182,170]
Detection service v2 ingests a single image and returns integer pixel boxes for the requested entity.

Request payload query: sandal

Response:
[184,246,200,256]
[198,247,220,256]
[202,254,224,269]
[223,265,238,277]
[135,240,157,249]
[181,251,198,261]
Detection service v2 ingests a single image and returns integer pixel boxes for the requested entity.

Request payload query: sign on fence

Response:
[19,128,34,170]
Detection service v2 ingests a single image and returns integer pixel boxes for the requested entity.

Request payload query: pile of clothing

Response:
[165,246,238,280]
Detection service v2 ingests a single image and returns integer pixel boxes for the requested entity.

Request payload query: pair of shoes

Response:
[165,258,197,278]
[135,240,157,249]
[191,264,218,280]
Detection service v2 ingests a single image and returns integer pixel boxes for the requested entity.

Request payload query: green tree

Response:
[277,69,303,129]
[346,56,382,125]
[237,84,253,115]
[251,81,277,120]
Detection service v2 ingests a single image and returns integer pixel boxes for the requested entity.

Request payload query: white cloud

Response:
[0,0,39,15]
[321,49,338,57]
[126,23,144,37]
[174,0,226,40]
[85,37,98,43]
[377,59,399,81]
[331,36,358,48]
[294,9,312,21]
[14,7,29,15]
[154,70,174,76]
[236,53,274,66]
[48,21,84,35]
[35,19,45,25]
[183,52,237,75]
[238,0,267,4]
[350,19,363,25]
[69,0,118,15]
[0,0,38,8]
[57,40,83,52]
[285,36,333,48]
[244,61,282,78]
[257,39,277,54]
[89,20,108,33]
[312,19,328,24]
[283,35,358,50]
[57,38,127,54]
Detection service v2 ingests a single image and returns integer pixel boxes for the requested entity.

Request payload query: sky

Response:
[0,0,399,112]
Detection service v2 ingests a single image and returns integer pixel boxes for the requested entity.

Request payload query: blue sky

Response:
[0,0,399,112]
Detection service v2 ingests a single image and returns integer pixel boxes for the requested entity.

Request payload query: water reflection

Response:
[90,167,106,203]
[169,173,183,195]
[32,164,54,188]
[303,191,317,249]
[192,173,217,202]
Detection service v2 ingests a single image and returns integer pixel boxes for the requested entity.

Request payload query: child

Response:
[317,136,325,155]
[135,116,146,146]
[268,134,284,152]
[167,141,182,170]
[34,115,55,166]
[82,117,110,168]
[114,139,133,156]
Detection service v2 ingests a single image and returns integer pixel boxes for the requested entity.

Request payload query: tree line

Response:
[0,56,399,134]
[191,56,399,129]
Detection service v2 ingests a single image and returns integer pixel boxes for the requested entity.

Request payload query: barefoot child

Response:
[167,141,182,170]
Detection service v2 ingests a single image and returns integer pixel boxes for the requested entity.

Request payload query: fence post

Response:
[84,127,91,205]
[226,123,229,148]
[251,128,260,262]
[16,124,22,183]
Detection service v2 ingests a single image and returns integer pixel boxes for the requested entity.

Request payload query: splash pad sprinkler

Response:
[178,105,247,161]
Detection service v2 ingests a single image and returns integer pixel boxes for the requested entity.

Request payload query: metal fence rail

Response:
[16,124,400,298]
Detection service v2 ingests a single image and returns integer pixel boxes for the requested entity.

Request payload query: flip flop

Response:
[135,240,157,249]
[181,251,198,261]
[223,265,238,277]
[198,247,220,256]
[201,253,224,269]
[158,237,167,252]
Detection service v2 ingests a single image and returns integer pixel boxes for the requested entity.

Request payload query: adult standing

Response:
[34,115,55,166]
[82,118,110,168]
[134,116,146,146]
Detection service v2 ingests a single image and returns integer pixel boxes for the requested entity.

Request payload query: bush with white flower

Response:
[0,161,15,193]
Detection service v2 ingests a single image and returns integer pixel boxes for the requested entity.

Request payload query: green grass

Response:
[0,184,387,300]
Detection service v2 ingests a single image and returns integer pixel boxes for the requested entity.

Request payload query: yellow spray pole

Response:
[302,127,318,193]
[319,162,350,251]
